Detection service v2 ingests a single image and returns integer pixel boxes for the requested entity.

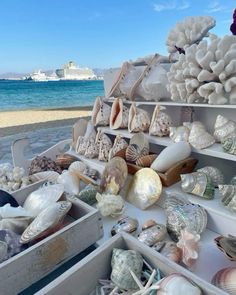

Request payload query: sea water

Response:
[0,80,104,111]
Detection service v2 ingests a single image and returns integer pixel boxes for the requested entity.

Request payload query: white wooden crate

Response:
[35,233,227,295]
[0,181,103,295]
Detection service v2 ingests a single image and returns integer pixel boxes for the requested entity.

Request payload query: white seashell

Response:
[69,161,87,176]
[128,103,150,133]
[57,171,80,195]
[188,124,215,149]
[169,126,190,142]
[30,171,59,183]
[149,105,172,136]
[214,115,236,143]
[96,193,125,217]
[197,166,224,187]
[91,96,111,126]
[109,135,128,160]
[151,141,191,173]
[0,217,32,234]
[108,62,130,97]
[72,118,88,148]
[0,204,33,218]
[83,121,96,140]
[23,184,64,217]
[110,97,129,129]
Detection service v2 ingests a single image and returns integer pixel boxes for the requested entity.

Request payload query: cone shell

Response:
[125,133,149,163]
[109,135,128,160]
[136,154,157,167]
[214,115,236,143]
[222,136,236,155]
[55,153,77,169]
[181,172,214,199]
[215,235,236,261]
[72,118,88,148]
[128,103,150,133]
[188,124,215,149]
[219,185,236,212]
[92,96,111,126]
[212,267,236,295]
[197,166,224,187]
[149,105,173,136]
[110,97,129,129]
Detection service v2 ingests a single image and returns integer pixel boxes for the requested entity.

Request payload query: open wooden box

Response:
[1,182,103,295]
[35,233,226,295]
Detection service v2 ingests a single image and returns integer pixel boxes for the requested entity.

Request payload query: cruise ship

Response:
[26,70,48,82]
[56,61,97,80]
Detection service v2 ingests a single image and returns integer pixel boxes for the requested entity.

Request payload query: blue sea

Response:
[0,80,104,111]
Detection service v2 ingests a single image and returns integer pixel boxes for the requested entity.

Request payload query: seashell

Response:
[23,184,64,217]
[0,241,8,263]
[181,172,214,199]
[125,132,149,163]
[77,184,98,205]
[69,161,87,176]
[92,96,111,126]
[113,147,127,159]
[219,185,236,212]
[83,121,96,140]
[126,168,162,210]
[96,193,125,217]
[138,220,166,246]
[29,156,62,175]
[166,199,207,241]
[214,115,236,143]
[188,124,215,149]
[169,126,190,142]
[212,267,236,295]
[0,190,19,207]
[100,157,128,195]
[222,136,236,155]
[30,171,59,183]
[110,97,129,129]
[0,204,32,218]
[135,154,157,167]
[111,248,143,290]
[128,103,150,133]
[149,105,173,137]
[20,201,72,244]
[111,216,138,236]
[231,176,236,185]
[0,217,32,235]
[157,273,202,295]
[108,135,128,160]
[151,141,191,173]
[108,62,130,97]
[84,139,99,159]
[57,171,80,195]
[197,166,224,187]
[95,130,113,162]
[177,228,200,267]
[215,235,236,261]
[84,167,99,181]
[72,118,88,148]
[55,153,77,169]
[152,241,182,263]
[75,136,87,155]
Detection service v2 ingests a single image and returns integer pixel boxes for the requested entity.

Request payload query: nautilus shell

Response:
[111,216,139,236]
[215,235,236,261]
[219,185,236,212]
[92,96,111,126]
[110,97,129,129]
[128,103,150,133]
[212,267,236,295]
[197,166,224,187]
[149,105,172,137]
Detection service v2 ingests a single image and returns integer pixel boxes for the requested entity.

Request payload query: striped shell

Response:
[149,105,173,136]
[55,153,77,169]
[197,166,224,187]
[219,185,236,212]
[212,267,236,295]
[126,133,149,163]
[109,135,128,160]
[222,136,236,155]
[136,154,157,167]
[92,96,111,126]
[128,103,150,133]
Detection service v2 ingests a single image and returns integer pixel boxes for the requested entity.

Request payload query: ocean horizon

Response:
[0,80,104,111]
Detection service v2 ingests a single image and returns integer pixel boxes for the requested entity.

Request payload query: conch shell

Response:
[110,97,129,129]
[149,105,172,136]
[92,96,111,126]
[214,115,236,143]
[128,103,150,133]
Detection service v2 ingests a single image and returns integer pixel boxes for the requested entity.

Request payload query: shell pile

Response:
[29,156,62,175]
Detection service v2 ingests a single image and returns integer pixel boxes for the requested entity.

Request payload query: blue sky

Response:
[0,0,235,73]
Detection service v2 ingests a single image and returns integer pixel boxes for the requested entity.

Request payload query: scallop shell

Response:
[128,103,150,133]
[125,133,149,163]
[138,222,166,246]
[0,190,19,207]
[72,118,88,148]
[169,126,190,142]
[30,171,59,183]
[177,228,200,267]
[152,241,182,263]
[166,200,207,241]
[126,168,162,210]
[100,157,128,195]
[215,235,236,261]
[20,201,72,244]
[222,136,236,155]
[181,172,214,199]
[69,161,87,176]
[197,166,224,187]
[109,135,128,160]
[149,105,173,137]
[111,216,139,236]
[23,184,64,217]
[92,96,111,126]
[219,185,236,212]
[95,131,113,162]
[214,115,236,143]
[212,267,236,295]
[110,97,129,129]
[135,154,157,167]
[188,124,215,149]
[96,193,125,217]
[55,153,77,169]
[57,171,80,195]
[111,248,143,290]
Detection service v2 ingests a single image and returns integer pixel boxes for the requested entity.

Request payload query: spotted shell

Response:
[128,103,150,133]
[96,131,113,162]
[92,96,111,126]
[149,105,173,137]
[84,139,99,159]
[197,166,224,187]
[111,248,143,290]
[222,136,236,155]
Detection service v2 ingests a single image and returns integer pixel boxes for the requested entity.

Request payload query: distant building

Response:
[56,61,97,80]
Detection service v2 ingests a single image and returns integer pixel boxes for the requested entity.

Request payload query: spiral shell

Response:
[197,166,224,187]
[55,153,77,169]
[214,115,236,143]
[169,126,190,142]
[188,124,215,149]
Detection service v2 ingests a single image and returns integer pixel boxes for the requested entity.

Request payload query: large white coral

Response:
[167,35,236,104]
[166,16,215,54]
